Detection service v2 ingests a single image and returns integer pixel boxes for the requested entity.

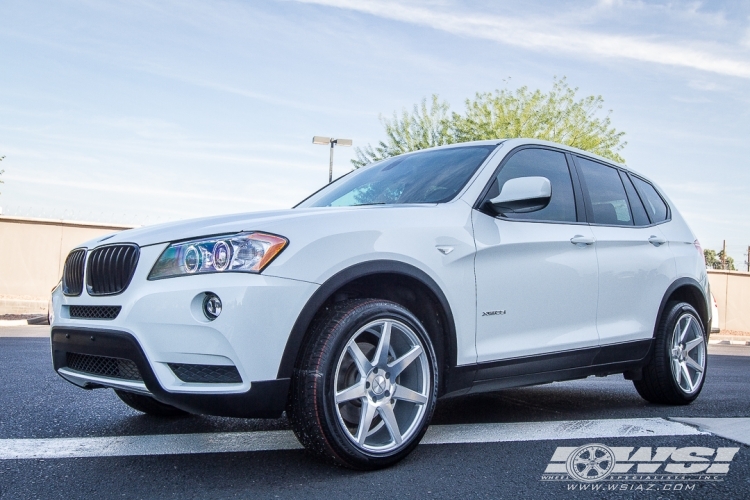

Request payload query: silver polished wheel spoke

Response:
[680,362,694,391]
[679,316,692,342]
[378,403,403,445]
[685,355,704,373]
[392,384,428,404]
[334,318,431,453]
[372,321,392,368]
[685,337,703,354]
[348,342,372,376]
[336,381,367,404]
[673,358,683,385]
[355,399,378,445]
[388,345,423,378]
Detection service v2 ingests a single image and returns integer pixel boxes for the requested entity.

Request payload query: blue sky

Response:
[1,0,749,262]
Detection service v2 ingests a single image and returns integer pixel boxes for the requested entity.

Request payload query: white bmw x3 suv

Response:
[50,139,711,469]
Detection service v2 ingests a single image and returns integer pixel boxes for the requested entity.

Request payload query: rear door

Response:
[573,156,676,345]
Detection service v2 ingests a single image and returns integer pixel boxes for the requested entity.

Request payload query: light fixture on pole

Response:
[313,136,352,183]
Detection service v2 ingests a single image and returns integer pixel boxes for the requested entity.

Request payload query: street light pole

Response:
[329,141,335,184]
[313,136,353,183]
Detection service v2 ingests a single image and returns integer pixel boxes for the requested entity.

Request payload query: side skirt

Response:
[443,340,652,397]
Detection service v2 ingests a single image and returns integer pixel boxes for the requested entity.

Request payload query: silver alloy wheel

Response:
[670,312,706,394]
[333,319,431,453]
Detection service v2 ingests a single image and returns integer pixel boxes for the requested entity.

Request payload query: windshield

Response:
[297,145,498,208]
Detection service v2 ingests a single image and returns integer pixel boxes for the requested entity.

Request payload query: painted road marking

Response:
[0,418,707,460]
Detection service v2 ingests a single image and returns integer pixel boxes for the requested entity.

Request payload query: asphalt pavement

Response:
[1,327,749,499]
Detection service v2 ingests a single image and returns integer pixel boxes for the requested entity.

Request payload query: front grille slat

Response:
[113,246,124,293]
[104,247,113,294]
[168,364,243,384]
[62,249,86,296]
[86,244,139,296]
[66,352,142,381]
[69,305,121,320]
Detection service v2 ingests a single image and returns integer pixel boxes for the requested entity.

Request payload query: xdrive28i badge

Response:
[482,310,506,316]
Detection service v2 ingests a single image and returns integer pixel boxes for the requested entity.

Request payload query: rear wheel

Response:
[633,301,707,405]
[115,390,189,417]
[289,299,438,470]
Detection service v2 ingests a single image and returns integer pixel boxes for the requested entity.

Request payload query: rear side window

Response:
[576,157,633,226]
[620,172,651,226]
[485,148,577,223]
[631,176,669,223]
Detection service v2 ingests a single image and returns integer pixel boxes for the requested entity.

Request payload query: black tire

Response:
[288,299,439,470]
[633,301,707,405]
[115,390,189,417]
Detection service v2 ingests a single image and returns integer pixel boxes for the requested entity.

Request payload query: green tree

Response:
[704,248,736,270]
[352,77,626,168]
[352,95,453,168]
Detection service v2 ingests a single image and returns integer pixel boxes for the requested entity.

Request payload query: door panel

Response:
[589,225,676,344]
[573,156,677,345]
[473,213,599,362]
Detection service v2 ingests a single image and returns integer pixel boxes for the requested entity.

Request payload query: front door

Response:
[473,147,599,363]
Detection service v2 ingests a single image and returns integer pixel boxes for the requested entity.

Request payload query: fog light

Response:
[202,293,222,320]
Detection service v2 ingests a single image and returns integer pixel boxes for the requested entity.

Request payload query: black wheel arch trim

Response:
[276,260,458,386]
[655,277,710,338]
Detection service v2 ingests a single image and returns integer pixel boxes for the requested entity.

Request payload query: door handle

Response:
[570,235,595,246]
[648,235,667,246]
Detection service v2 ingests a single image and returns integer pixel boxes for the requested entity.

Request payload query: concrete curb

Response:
[709,333,750,346]
[0,317,48,327]
[710,339,750,346]
[0,320,32,327]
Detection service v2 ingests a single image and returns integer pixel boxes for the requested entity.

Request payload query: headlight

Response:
[148,232,288,280]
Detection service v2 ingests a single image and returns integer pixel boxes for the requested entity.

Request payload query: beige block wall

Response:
[708,270,750,334]
[0,216,133,315]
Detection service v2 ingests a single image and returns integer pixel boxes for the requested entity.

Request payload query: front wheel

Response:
[633,301,707,405]
[289,299,438,470]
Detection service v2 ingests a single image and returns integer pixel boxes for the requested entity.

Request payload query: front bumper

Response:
[50,243,319,417]
[52,327,290,418]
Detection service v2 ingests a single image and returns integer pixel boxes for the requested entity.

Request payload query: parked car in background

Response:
[49,139,712,469]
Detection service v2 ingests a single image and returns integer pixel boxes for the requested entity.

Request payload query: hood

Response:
[82,207,344,248]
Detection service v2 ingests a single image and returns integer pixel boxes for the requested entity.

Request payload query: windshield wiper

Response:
[350,202,387,207]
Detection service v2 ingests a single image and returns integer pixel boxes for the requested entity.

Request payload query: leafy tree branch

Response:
[353,77,627,168]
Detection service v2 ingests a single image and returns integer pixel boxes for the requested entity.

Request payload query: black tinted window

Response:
[298,145,496,207]
[485,148,576,222]
[631,176,668,223]
[621,172,650,226]
[576,157,632,226]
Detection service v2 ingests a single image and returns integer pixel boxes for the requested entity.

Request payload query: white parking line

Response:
[0,418,707,460]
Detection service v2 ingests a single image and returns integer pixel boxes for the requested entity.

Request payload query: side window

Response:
[485,148,577,222]
[631,176,669,223]
[620,172,651,226]
[576,157,633,226]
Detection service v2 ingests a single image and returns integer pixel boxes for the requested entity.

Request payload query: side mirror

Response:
[488,176,552,214]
